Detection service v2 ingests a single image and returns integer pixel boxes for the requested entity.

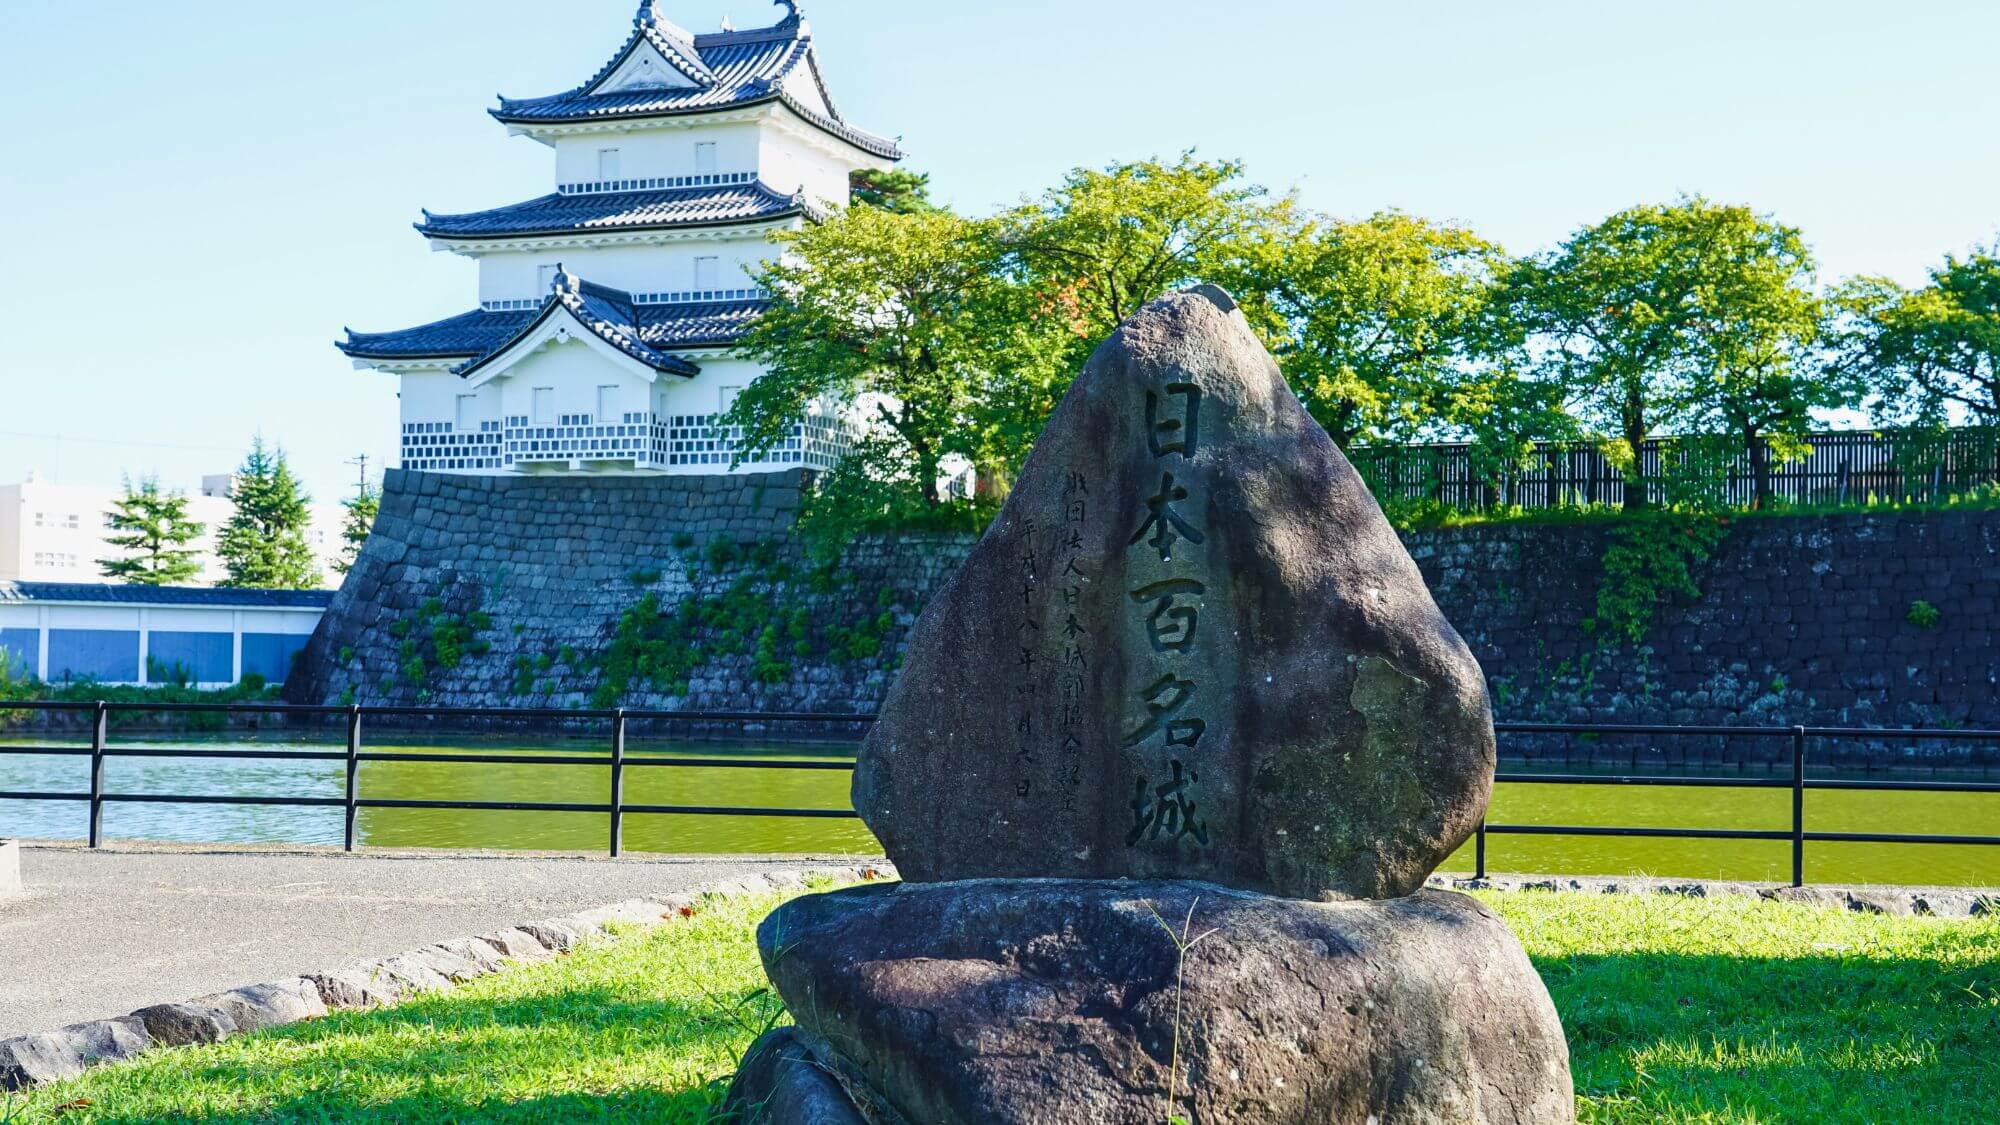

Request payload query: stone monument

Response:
[725,287,1572,1123]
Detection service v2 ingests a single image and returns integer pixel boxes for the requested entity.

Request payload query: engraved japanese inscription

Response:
[854,286,1496,901]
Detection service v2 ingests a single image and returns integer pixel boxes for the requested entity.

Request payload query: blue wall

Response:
[47,630,140,683]
[242,633,309,684]
[0,629,36,676]
[148,631,234,684]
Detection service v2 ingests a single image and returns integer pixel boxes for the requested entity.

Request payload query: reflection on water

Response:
[1,735,1994,885]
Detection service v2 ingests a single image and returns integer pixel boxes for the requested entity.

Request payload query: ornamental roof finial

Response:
[774,1,803,27]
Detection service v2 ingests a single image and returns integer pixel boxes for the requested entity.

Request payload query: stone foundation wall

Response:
[287,469,972,719]
[293,472,2000,765]
[1408,509,2000,769]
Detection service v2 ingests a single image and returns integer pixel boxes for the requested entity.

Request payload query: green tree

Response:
[1834,244,2000,425]
[1503,197,1819,508]
[1624,210,1847,508]
[1441,371,1583,508]
[848,167,936,214]
[724,205,1066,518]
[216,438,321,589]
[335,480,379,576]
[97,476,205,585]
[1229,210,1506,447]
[1001,154,1291,341]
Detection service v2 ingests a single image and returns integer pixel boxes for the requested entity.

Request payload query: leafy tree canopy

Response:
[1835,245,2000,425]
[1228,210,1507,447]
[1001,153,1293,340]
[216,437,321,590]
[724,204,1072,519]
[98,476,205,586]
[335,480,379,576]
[849,167,937,214]
[1501,197,1827,506]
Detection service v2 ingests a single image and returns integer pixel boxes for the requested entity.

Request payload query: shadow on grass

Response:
[1541,950,2000,1123]
[43,984,782,1125]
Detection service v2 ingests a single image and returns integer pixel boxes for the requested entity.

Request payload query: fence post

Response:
[1791,725,1807,888]
[343,705,362,853]
[609,709,627,858]
[87,701,108,848]
[1474,819,1487,880]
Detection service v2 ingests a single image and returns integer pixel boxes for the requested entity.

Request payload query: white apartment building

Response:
[0,474,346,586]
[338,1,900,477]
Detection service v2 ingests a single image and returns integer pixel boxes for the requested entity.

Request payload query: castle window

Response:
[597,148,621,181]
[694,256,720,292]
[694,142,717,175]
[532,387,555,426]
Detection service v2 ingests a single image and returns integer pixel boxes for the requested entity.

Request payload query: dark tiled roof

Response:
[0,582,335,608]
[458,269,701,378]
[491,2,901,160]
[340,283,767,366]
[342,307,538,360]
[418,181,808,241]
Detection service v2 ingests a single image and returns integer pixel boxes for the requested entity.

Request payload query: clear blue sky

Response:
[2,0,1995,501]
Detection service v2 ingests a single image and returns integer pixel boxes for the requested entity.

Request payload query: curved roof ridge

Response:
[413,180,807,241]
[454,268,699,379]
[340,300,769,363]
[694,1,807,45]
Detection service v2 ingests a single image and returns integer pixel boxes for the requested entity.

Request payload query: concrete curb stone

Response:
[0,862,893,1091]
[1427,872,2000,916]
[129,1003,237,1047]
[0,840,20,900]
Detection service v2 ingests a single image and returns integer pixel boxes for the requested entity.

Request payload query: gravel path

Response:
[0,843,863,1038]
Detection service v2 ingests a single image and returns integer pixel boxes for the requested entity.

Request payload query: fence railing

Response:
[1350,427,2000,512]
[1,702,1996,886]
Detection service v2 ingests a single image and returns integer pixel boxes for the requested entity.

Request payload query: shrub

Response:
[1907,600,1942,629]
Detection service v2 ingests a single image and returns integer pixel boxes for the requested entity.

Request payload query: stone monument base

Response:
[724,879,1572,1124]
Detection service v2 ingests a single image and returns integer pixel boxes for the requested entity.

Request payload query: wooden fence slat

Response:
[1349,428,2000,512]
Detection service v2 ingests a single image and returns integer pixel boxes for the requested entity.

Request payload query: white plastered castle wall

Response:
[551,120,762,186]
[475,231,781,305]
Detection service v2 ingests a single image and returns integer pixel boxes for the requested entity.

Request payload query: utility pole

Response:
[345,454,372,498]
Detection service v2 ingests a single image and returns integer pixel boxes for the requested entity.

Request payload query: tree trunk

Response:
[1621,427,1649,510]
[919,454,942,507]
[1747,425,1771,511]
[1620,381,1649,510]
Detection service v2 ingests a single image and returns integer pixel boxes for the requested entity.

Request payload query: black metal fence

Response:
[2,702,1996,887]
[1350,427,2000,512]
[0,701,871,860]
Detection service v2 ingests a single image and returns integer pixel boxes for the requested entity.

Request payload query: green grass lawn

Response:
[6,887,1996,1123]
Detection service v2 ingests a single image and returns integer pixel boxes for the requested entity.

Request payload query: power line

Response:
[0,429,242,455]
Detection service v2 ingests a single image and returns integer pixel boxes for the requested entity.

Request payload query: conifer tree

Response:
[216,438,322,589]
[335,480,379,575]
[98,476,205,586]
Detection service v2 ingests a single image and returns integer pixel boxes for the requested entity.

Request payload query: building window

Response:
[597,148,621,181]
[694,256,720,292]
[597,385,621,424]
[720,386,743,412]
[456,395,480,432]
[695,142,717,175]
[532,387,555,426]
[538,264,560,293]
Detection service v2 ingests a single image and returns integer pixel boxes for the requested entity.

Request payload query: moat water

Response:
[0,734,1994,887]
